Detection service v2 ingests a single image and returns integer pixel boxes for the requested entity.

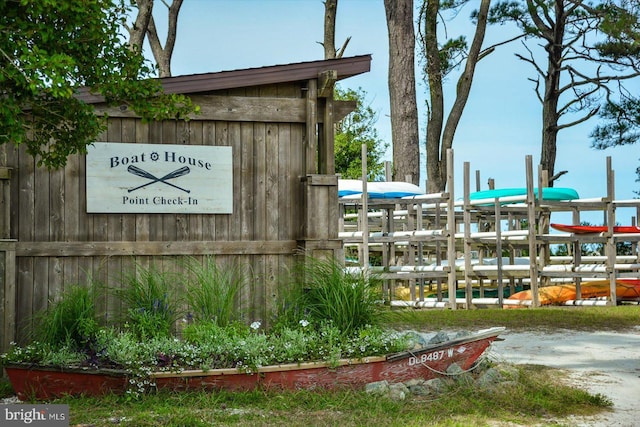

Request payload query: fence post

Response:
[1,240,16,354]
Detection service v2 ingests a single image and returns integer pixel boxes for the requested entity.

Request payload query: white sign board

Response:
[86,142,233,213]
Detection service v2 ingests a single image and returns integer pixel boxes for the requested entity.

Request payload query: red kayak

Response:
[551,223,640,234]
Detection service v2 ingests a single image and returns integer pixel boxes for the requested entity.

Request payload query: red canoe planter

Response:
[3,366,130,401]
[5,327,504,401]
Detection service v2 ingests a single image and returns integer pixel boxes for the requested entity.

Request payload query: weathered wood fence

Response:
[0,56,370,351]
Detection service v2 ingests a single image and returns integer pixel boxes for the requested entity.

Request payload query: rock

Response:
[454,330,472,339]
[496,364,520,381]
[405,379,431,396]
[447,363,475,386]
[428,331,450,344]
[425,377,451,394]
[472,357,493,373]
[364,380,409,400]
[408,384,431,396]
[365,380,389,395]
[403,330,429,348]
[403,378,425,388]
[446,362,463,375]
[388,382,409,400]
[476,367,504,388]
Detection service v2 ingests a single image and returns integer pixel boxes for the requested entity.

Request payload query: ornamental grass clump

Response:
[182,256,247,326]
[293,256,382,335]
[117,265,183,339]
[30,283,100,350]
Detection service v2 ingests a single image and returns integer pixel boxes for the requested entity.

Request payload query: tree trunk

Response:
[423,0,445,193]
[422,0,491,192]
[384,0,420,185]
[129,0,154,52]
[440,0,490,187]
[539,0,564,184]
[323,0,338,59]
[129,0,183,78]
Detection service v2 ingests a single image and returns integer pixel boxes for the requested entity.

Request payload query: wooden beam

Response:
[15,240,299,257]
[318,70,337,98]
[93,96,355,124]
[302,174,338,186]
[1,240,16,354]
[334,100,356,122]
[306,79,318,175]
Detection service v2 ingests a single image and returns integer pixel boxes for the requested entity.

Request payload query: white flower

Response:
[250,321,261,330]
[299,319,309,328]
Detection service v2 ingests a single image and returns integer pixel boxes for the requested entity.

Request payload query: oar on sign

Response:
[127,165,191,193]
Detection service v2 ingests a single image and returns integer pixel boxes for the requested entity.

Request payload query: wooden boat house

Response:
[0,55,372,351]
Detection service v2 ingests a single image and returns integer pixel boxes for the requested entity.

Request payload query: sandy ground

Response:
[489,327,640,427]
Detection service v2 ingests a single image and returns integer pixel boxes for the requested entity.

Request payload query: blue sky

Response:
[146,0,640,225]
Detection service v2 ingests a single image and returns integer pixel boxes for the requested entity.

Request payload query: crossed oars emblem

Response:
[127,165,191,193]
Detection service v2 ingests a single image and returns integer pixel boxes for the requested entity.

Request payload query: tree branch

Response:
[129,0,154,51]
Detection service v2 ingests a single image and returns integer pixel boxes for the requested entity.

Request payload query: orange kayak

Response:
[509,279,640,305]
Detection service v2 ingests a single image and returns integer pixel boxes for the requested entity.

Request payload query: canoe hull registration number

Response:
[407,348,454,366]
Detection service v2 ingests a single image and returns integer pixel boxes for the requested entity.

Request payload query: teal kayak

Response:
[469,187,579,203]
[427,286,524,299]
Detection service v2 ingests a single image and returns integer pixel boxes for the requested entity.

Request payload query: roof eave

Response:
[75,54,372,104]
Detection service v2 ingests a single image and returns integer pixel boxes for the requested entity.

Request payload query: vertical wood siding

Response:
[0,82,328,343]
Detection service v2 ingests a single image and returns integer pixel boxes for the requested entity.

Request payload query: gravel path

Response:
[489,327,640,427]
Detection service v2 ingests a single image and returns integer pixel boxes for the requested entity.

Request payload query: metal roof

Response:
[76,54,372,104]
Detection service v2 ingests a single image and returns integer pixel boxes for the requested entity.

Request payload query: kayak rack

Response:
[340,150,640,309]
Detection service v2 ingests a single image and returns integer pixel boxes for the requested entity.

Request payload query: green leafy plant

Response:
[182,256,247,326]
[1,256,412,399]
[30,284,100,350]
[3,319,410,399]
[117,264,183,339]
[0,0,198,169]
[292,257,382,335]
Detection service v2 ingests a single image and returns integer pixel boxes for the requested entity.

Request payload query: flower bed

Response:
[3,327,504,401]
[2,321,413,399]
[1,257,502,400]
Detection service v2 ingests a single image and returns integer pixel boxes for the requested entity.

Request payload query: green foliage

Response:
[1,342,58,366]
[596,1,640,59]
[591,97,640,195]
[0,0,197,169]
[334,86,388,180]
[182,319,407,372]
[31,284,100,350]
[117,265,183,340]
[488,1,640,184]
[381,305,640,332]
[54,378,611,427]
[182,256,247,326]
[289,257,382,335]
[437,36,468,76]
[486,1,538,34]
[591,99,640,149]
[419,1,479,78]
[2,319,410,390]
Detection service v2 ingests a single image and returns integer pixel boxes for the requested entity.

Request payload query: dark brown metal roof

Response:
[76,54,372,104]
